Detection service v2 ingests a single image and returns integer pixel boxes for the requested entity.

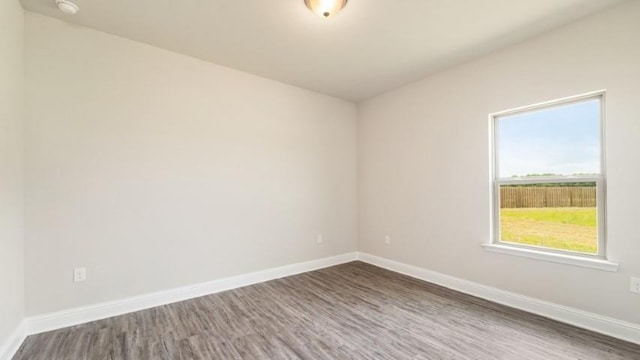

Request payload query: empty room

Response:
[1,0,640,359]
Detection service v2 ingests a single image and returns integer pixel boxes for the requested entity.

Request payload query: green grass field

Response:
[500,207,597,254]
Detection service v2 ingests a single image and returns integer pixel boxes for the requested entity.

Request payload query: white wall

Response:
[0,0,25,347]
[23,13,357,316]
[358,0,640,324]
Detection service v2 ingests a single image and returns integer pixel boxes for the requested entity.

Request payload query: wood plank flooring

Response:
[14,261,640,359]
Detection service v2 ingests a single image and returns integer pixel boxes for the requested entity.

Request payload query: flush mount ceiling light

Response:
[304,0,348,18]
[55,0,79,15]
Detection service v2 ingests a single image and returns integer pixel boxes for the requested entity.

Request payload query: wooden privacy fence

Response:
[500,187,596,208]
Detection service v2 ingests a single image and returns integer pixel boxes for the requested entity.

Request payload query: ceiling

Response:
[20,0,624,102]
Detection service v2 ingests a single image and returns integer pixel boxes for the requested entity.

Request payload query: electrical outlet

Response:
[73,267,87,282]
[384,235,391,244]
[316,234,323,245]
[631,277,640,294]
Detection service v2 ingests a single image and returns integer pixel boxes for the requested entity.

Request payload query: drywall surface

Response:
[0,0,25,347]
[24,13,357,315]
[358,0,640,324]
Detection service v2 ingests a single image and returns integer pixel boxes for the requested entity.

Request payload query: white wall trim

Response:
[356,252,640,345]
[0,321,26,360]
[19,251,640,346]
[482,243,619,272]
[26,252,358,335]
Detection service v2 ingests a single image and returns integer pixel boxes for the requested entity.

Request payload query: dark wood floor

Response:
[14,261,640,359]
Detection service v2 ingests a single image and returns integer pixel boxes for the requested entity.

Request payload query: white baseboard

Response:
[21,251,640,346]
[356,252,640,345]
[26,252,358,335]
[0,321,26,360]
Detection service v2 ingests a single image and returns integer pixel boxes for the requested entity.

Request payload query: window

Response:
[488,91,613,267]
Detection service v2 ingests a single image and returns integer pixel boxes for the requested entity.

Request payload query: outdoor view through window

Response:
[494,95,603,256]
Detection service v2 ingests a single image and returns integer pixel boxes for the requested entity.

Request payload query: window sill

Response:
[482,243,619,272]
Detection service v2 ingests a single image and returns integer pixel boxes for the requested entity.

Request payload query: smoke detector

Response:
[55,0,79,15]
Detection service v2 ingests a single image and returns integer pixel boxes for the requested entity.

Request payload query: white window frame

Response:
[485,90,618,272]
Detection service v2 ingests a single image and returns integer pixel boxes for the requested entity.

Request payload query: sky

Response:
[497,99,600,178]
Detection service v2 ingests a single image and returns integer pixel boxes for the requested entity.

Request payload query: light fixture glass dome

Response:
[55,0,79,14]
[304,0,348,18]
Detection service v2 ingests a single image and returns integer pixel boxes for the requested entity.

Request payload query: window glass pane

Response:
[497,99,600,178]
[499,182,597,254]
